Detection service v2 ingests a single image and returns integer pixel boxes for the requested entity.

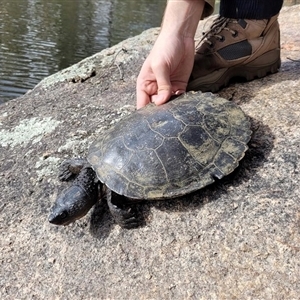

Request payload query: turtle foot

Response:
[107,191,142,229]
[58,158,88,181]
[110,205,140,229]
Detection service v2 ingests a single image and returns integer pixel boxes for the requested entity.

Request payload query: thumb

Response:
[152,85,172,106]
[152,67,172,106]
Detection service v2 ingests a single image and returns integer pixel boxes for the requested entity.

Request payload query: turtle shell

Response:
[88,91,251,199]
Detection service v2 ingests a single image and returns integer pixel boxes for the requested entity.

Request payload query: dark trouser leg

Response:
[220,0,284,19]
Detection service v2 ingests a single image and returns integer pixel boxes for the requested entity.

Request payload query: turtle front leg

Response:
[59,158,89,181]
[107,190,140,229]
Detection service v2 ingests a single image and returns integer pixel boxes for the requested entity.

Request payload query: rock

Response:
[0,5,299,299]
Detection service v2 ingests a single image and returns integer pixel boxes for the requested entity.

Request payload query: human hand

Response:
[136,33,195,109]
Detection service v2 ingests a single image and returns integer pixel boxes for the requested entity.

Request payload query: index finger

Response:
[136,86,151,109]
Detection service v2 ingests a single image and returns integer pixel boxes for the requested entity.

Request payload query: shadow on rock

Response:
[89,200,114,239]
[88,117,275,236]
[219,60,300,105]
[45,120,275,237]
[152,117,275,213]
[89,198,151,239]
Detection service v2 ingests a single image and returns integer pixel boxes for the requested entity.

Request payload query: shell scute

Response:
[87,91,251,199]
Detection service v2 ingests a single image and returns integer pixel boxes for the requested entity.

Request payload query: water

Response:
[0,0,166,103]
[0,0,298,103]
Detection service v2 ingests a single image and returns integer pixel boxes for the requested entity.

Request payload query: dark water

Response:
[0,0,166,103]
[1,0,298,104]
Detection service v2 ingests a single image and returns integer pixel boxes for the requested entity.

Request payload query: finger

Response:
[171,79,189,95]
[136,74,154,109]
[153,68,172,106]
[136,88,151,109]
[136,62,155,109]
[174,89,185,96]
[151,89,171,106]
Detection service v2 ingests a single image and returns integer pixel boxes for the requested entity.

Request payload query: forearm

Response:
[136,0,206,108]
[160,0,205,38]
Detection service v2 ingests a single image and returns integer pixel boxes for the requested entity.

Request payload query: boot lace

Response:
[197,16,238,47]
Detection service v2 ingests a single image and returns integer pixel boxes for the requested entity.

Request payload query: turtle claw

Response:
[58,167,74,181]
[123,219,141,229]
[109,203,140,229]
[107,191,141,229]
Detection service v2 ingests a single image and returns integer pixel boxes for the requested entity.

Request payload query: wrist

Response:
[160,0,205,38]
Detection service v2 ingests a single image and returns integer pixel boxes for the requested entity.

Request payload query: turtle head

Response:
[49,185,97,226]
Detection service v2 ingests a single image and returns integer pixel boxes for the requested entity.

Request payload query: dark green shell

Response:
[88,91,251,199]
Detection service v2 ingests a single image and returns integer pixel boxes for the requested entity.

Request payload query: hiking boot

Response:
[187,14,281,92]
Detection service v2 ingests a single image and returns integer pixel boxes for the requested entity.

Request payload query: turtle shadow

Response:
[151,117,275,213]
[89,117,274,237]
[89,200,114,239]
[89,196,149,239]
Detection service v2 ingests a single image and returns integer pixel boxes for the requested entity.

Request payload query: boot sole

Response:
[187,49,281,93]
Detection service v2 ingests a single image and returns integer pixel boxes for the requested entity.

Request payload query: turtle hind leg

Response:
[107,190,142,229]
[58,158,89,181]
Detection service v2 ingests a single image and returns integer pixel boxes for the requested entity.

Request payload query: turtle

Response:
[48,91,251,228]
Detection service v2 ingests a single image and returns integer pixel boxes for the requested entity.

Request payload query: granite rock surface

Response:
[0,6,299,299]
